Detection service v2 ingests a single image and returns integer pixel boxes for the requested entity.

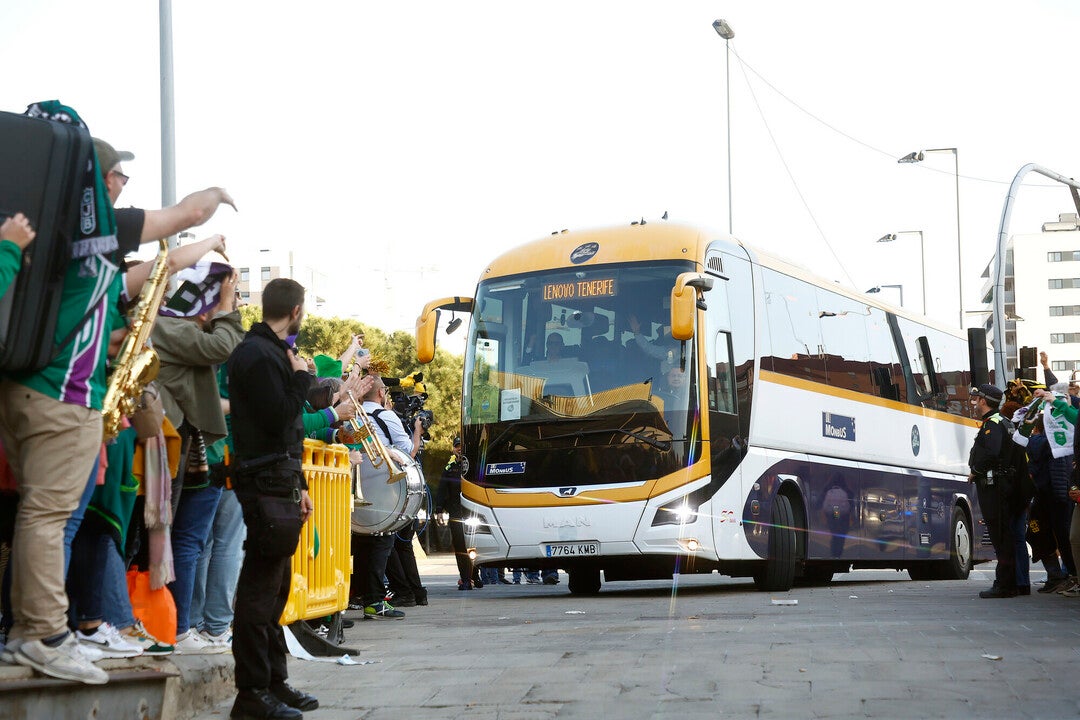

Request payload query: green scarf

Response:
[23,100,117,260]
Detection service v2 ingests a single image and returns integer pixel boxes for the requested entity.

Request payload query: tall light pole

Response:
[866,284,905,308]
[712,19,735,235]
[876,230,925,314]
[898,148,960,327]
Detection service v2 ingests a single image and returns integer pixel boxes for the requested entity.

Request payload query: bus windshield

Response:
[461,261,699,488]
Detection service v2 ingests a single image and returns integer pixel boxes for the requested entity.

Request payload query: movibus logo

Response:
[822,412,856,442]
[569,242,599,264]
[486,462,526,476]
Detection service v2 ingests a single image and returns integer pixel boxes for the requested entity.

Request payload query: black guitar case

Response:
[0,110,93,371]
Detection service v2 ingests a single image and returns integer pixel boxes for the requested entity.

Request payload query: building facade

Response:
[978,213,1080,381]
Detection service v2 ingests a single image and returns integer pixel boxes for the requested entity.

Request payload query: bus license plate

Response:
[544,541,600,557]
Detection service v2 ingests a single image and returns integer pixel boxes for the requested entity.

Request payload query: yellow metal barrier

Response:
[280,439,353,625]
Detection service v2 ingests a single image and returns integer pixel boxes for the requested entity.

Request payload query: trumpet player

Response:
[350,376,423,621]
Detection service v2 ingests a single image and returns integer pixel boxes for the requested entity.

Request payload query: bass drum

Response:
[351,448,426,535]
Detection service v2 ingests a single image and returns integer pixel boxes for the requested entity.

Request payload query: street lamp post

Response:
[898,148,961,327]
[866,284,905,308]
[876,231,925,314]
[712,19,735,235]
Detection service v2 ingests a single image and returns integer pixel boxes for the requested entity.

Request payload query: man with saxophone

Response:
[227,278,317,720]
[0,108,237,685]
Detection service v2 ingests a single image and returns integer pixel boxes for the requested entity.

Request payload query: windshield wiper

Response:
[544,427,672,451]
[485,420,536,452]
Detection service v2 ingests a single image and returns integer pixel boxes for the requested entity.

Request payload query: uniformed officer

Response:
[968,383,1018,598]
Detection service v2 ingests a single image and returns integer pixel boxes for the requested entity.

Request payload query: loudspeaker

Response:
[967,328,989,387]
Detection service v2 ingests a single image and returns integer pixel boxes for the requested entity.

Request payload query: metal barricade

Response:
[280,439,353,625]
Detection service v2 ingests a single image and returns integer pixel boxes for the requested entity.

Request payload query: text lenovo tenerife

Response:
[543,278,617,301]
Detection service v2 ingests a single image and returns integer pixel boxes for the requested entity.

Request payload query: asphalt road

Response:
[193,557,1079,720]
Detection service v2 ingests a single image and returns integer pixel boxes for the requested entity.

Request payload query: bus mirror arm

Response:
[671,273,714,341]
[416,296,474,364]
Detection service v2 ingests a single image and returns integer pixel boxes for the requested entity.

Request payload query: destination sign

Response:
[542,278,617,301]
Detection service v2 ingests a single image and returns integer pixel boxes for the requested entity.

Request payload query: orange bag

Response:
[127,569,177,645]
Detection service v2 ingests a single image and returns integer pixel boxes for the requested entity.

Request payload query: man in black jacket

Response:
[226,278,316,720]
[968,383,1018,599]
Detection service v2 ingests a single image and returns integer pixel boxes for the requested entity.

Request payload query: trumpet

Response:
[345,388,406,483]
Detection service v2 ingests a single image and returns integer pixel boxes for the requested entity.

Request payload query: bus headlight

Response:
[652,498,700,527]
[464,514,493,535]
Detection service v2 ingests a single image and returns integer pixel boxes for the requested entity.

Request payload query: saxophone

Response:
[101,239,170,441]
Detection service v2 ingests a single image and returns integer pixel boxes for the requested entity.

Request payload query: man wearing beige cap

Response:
[93,137,236,256]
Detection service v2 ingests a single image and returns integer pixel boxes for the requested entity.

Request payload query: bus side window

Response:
[761,269,826,385]
[711,331,737,414]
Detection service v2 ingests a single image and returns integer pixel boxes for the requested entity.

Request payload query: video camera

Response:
[386,372,434,441]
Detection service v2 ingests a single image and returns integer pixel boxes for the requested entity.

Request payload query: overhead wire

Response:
[732,41,858,288]
[728,46,1061,189]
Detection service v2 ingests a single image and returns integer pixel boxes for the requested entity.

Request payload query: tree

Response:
[234,306,464,480]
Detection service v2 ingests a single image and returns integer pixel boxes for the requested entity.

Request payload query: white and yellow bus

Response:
[416,223,993,594]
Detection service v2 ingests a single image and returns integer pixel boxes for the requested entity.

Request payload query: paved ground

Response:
[192,556,1080,720]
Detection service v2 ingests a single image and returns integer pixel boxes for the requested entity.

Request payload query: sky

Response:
[4,1,1080,354]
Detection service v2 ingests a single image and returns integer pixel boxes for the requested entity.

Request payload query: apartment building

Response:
[978,213,1080,380]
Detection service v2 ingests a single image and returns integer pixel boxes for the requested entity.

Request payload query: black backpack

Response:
[998,419,1034,505]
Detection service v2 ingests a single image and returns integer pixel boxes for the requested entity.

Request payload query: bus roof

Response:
[482,223,712,280]
[480,222,967,342]
[742,244,968,341]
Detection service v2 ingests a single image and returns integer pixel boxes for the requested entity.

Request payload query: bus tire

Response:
[753,494,796,592]
[568,568,601,595]
[936,506,973,580]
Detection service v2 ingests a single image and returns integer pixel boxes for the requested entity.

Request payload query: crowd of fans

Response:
[968,351,1080,599]
[0,105,467,711]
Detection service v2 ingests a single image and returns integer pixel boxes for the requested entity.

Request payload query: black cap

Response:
[971,384,1004,404]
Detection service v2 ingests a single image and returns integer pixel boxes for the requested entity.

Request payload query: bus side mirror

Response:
[416,296,475,364]
[416,309,439,364]
[670,273,714,341]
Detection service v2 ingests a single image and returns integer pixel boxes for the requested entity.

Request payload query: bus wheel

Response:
[908,507,972,581]
[937,507,972,580]
[568,568,601,595]
[753,494,796,592]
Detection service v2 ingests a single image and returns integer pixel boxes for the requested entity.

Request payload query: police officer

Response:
[436,437,473,589]
[968,384,1018,599]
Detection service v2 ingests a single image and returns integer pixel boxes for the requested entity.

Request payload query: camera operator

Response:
[384,389,431,607]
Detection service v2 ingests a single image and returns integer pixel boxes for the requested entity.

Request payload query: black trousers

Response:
[977,479,1017,590]
[386,522,424,599]
[233,483,298,691]
[351,533,395,607]
[449,516,472,582]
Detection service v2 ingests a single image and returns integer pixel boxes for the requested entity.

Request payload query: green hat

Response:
[313,354,342,379]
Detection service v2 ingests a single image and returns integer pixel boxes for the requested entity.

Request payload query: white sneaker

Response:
[76,623,143,658]
[0,636,21,664]
[174,630,229,655]
[120,620,174,656]
[199,629,232,649]
[76,642,105,663]
[15,633,108,684]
